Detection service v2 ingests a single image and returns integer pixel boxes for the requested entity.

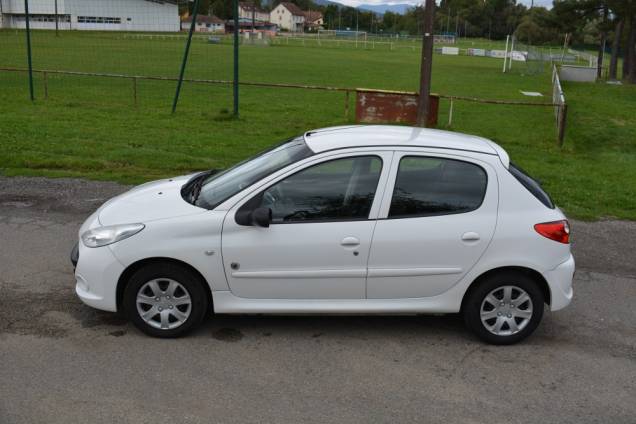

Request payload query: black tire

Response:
[463,271,544,345]
[123,262,209,338]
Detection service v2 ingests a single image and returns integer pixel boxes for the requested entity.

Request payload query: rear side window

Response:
[389,156,488,218]
[508,163,554,209]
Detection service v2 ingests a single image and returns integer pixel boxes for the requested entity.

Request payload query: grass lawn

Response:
[1,30,635,220]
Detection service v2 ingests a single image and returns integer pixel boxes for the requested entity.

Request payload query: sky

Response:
[335,0,553,8]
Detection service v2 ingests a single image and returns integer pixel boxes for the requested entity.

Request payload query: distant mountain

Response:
[311,0,412,15]
[312,0,341,7]
[356,3,412,15]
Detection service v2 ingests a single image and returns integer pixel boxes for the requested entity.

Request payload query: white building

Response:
[238,2,269,23]
[0,0,180,32]
[303,10,322,32]
[181,14,224,34]
[270,2,304,32]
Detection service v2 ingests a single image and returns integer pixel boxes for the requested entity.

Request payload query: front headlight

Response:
[81,223,145,248]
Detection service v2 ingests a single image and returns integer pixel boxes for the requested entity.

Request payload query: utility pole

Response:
[446,7,450,34]
[252,1,256,34]
[54,0,59,36]
[416,0,435,127]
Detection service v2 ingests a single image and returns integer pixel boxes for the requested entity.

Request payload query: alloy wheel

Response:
[136,278,192,330]
[480,285,534,336]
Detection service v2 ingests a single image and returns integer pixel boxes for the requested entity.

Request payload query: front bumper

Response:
[544,254,575,311]
[72,241,124,312]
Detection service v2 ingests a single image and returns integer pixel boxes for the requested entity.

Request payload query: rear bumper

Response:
[544,254,575,311]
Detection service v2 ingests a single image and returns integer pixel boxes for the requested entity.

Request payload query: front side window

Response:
[389,156,487,218]
[242,156,382,223]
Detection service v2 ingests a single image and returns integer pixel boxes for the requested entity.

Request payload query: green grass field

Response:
[1,30,635,220]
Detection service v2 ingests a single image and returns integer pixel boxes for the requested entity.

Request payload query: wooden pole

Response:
[43,71,48,99]
[132,77,138,106]
[415,0,435,127]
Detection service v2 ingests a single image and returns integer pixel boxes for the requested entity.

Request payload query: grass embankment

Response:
[1,30,634,219]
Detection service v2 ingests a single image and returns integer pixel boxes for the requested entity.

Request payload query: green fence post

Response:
[233,0,239,117]
[171,0,200,114]
[24,0,34,101]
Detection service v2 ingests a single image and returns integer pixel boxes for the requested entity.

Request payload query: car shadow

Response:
[194,313,472,343]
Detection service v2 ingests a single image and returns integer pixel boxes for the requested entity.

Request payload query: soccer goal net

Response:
[318,29,367,40]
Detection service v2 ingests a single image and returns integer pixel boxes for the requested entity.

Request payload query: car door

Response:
[221,152,392,299]
[366,152,498,299]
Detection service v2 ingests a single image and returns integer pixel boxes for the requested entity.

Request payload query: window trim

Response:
[508,162,555,209]
[384,154,489,220]
[235,154,385,226]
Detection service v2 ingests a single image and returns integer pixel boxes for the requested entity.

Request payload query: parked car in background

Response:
[71,125,574,344]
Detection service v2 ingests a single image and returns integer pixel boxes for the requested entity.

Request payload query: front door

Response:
[221,153,391,299]
[367,153,498,299]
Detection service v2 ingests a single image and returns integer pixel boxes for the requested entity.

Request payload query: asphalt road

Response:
[1,176,635,424]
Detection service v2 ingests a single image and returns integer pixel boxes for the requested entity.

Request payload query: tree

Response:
[515,7,559,44]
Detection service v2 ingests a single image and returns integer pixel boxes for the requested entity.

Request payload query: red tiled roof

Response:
[183,14,224,24]
[239,2,267,14]
[280,2,304,17]
[303,11,323,22]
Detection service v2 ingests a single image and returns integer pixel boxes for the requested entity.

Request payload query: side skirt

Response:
[212,291,461,314]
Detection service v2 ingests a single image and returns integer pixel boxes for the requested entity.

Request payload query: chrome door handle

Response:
[340,236,360,247]
[461,232,480,241]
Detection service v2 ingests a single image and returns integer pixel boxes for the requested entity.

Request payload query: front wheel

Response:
[123,263,209,338]
[463,272,544,345]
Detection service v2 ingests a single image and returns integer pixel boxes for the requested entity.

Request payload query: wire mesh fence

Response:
[1,0,570,146]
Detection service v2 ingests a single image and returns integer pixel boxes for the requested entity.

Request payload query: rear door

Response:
[367,151,498,299]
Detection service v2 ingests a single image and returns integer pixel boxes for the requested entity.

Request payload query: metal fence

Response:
[1,0,569,145]
[552,64,568,146]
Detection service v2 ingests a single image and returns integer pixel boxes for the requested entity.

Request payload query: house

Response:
[270,2,305,32]
[181,14,225,34]
[225,18,277,36]
[303,10,323,32]
[238,2,269,23]
[0,0,180,32]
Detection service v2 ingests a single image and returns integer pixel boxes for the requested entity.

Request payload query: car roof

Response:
[303,125,509,167]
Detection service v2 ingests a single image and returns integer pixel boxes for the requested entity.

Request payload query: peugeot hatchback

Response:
[71,126,574,344]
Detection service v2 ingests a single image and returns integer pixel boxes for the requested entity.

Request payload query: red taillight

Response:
[534,220,570,244]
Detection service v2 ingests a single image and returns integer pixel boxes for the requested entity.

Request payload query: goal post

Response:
[318,29,366,40]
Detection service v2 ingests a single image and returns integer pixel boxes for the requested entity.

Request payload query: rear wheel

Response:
[463,271,544,345]
[123,263,209,338]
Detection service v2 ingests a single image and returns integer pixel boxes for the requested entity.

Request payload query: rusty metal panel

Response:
[355,89,438,127]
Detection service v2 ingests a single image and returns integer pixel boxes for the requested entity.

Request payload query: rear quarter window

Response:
[508,163,555,209]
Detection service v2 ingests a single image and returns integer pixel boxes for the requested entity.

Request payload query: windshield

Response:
[192,137,314,209]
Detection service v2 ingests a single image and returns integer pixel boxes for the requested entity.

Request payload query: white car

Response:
[71,125,574,344]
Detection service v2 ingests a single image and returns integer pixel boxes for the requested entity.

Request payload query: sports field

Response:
[1,30,635,219]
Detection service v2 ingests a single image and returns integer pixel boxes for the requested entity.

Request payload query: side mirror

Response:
[251,207,272,228]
